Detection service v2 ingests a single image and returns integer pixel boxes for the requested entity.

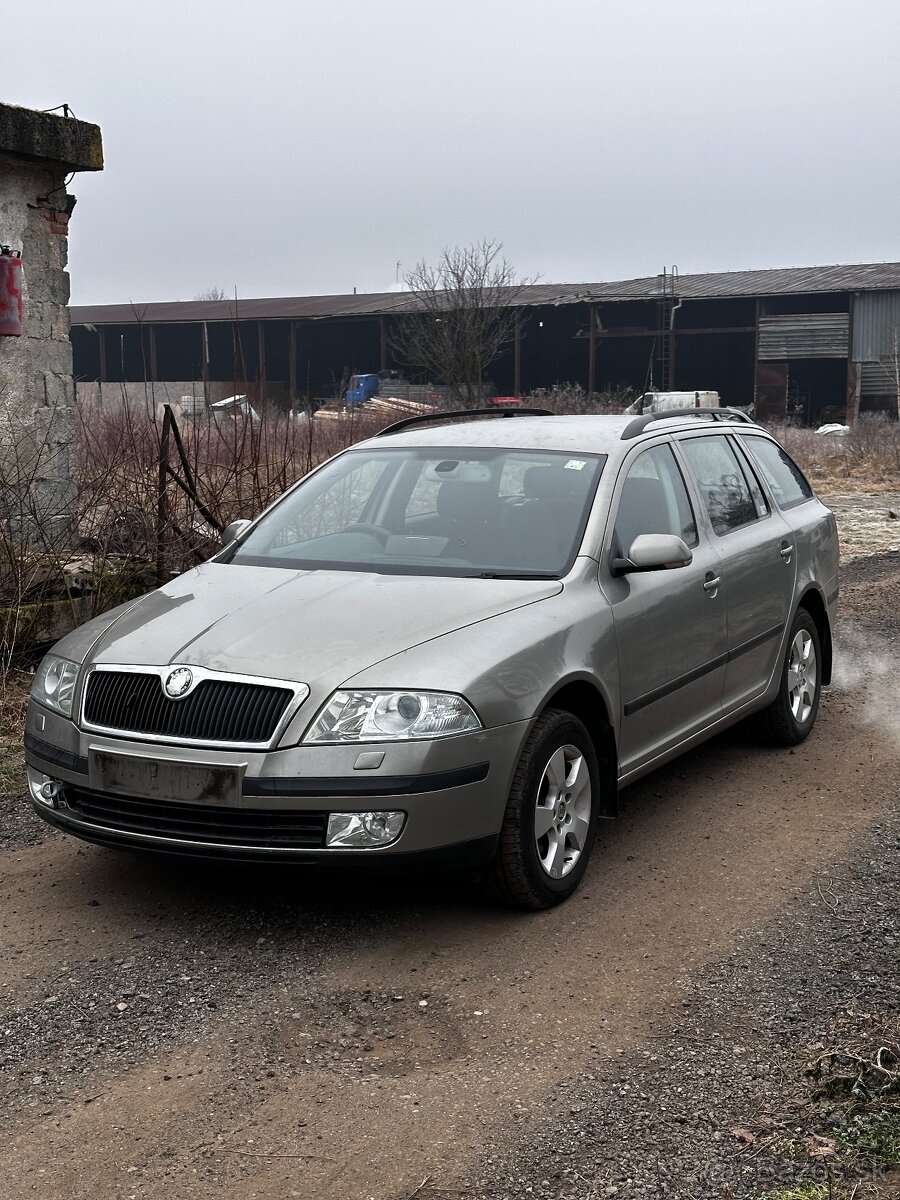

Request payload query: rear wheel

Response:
[490,710,600,909]
[756,609,822,746]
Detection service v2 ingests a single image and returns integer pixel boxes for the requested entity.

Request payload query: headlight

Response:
[304,690,481,743]
[31,655,80,718]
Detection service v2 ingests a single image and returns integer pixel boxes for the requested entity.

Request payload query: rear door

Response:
[601,439,729,774]
[676,432,796,712]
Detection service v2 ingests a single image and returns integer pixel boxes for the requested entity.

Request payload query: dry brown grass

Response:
[769,416,900,495]
[0,670,28,794]
[74,402,397,573]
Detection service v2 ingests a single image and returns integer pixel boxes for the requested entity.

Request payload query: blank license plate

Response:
[90,750,241,806]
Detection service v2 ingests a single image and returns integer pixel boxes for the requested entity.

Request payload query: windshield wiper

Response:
[473,571,559,580]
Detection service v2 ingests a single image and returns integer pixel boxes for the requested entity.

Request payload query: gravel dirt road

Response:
[1,552,898,1200]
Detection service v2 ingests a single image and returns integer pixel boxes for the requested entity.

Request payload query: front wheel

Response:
[489,710,601,909]
[756,609,822,746]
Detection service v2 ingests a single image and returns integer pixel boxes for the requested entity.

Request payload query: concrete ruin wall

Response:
[0,103,102,533]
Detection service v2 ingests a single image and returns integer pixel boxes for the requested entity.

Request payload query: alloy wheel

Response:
[533,744,592,879]
[787,629,818,724]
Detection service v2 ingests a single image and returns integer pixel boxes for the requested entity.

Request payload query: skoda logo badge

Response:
[164,667,193,699]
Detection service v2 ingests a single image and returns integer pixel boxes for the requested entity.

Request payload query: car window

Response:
[741,435,814,509]
[680,434,761,535]
[230,446,606,578]
[613,443,698,555]
[730,438,770,519]
[405,472,441,517]
[266,457,390,547]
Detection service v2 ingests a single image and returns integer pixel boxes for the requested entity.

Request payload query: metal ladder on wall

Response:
[654,266,679,391]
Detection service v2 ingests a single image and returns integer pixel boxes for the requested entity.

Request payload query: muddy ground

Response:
[0,549,898,1199]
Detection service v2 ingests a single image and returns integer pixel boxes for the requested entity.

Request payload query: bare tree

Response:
[390,240,533,408]
[877,327,900,420]
[194,286,227,301]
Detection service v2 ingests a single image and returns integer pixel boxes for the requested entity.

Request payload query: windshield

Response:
[228,445,606,577]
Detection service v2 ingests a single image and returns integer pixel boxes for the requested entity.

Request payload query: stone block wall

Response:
[0,103,102,543]
[0,157,74,419]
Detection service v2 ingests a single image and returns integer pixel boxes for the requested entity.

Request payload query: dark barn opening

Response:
[71,325,100,382]
[674,332,756,406]
[787,358,848,424]
[154,324,202,382]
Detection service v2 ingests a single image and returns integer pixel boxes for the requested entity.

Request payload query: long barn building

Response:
[70,261,900,423]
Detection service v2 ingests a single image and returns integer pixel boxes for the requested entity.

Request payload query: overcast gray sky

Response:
[7,0,900,304]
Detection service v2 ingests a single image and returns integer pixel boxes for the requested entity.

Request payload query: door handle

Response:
[703,573,720,595]
[780,542,793,562]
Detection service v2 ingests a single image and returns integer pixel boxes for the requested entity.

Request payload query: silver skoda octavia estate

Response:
[25,408,838,908]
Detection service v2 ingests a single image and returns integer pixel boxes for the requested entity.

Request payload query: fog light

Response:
[27,766,62,808]
[326,811,405,848]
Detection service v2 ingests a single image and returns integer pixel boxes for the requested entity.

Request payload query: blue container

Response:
[345,374,380,406]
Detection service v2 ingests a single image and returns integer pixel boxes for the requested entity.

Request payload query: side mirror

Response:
[220,518,251,547]
[613,533,693,576]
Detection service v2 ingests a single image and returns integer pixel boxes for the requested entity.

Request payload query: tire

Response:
[756,608,822,746]
[489,709,601,910]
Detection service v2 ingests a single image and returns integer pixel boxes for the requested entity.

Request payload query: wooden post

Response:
[257,320,267,398]
[587,305,596,402]
[752,300,761,410]
[156,405,172,586]
[289,321,298,415]
[514,314,522,397]
[201,322,210,406]
[845,295,859,425]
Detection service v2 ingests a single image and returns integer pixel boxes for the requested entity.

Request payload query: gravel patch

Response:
[436,552,900,1200]
[444,801,900,1200]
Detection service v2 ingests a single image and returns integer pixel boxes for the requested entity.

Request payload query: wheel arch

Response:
[540,677,618,819]
[797,586,832,686]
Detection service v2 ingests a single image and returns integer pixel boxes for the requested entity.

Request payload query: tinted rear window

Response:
[741,435,814,509]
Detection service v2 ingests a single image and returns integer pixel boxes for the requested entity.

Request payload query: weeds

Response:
[837,1110,900,1173]
[773,415,900,492]
[524,382,638,414]
[731,1009,900,1197]
[758,1184,828,1200]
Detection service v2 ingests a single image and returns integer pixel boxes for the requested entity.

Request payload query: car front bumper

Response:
[24,702,528,866]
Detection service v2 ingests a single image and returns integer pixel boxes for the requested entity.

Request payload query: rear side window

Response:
[741,435,814,509]
[680,434,761,535]
[613,443,698,554]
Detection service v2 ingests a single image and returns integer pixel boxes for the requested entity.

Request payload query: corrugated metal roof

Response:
[70,261,900,327]
[757,313,850,360]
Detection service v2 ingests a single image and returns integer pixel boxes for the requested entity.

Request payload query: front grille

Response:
[84,671,293,744]
[64,786,327,850]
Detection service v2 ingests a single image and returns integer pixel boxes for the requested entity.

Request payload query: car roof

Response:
[360,412,762,456]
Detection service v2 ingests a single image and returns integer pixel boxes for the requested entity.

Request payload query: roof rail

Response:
[376,406,553,437]
[621,406,756,441]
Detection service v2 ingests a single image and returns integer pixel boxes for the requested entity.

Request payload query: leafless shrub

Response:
[74,400,394,579]
[767,414,900,490]
[524,382,637,414]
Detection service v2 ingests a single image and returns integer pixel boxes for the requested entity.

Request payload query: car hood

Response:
[75,562,562,688]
